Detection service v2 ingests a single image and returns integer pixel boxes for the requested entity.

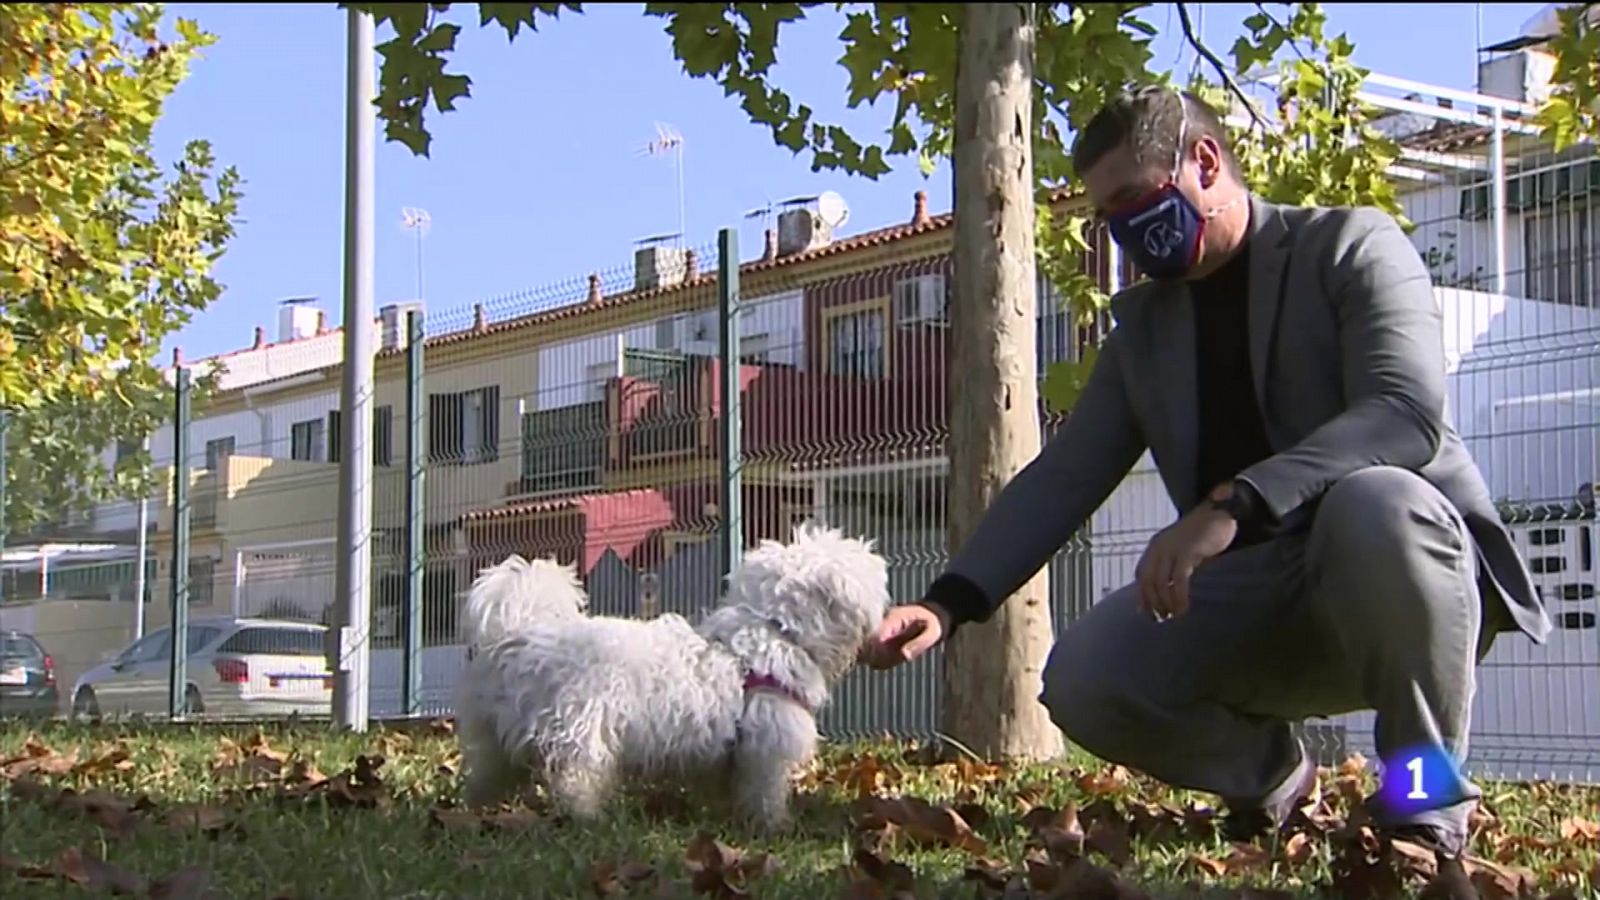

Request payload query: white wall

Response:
[1439,287,1600,505]
[89,384,341,537]
[1400,180,1533,296]
[532,289,807,412]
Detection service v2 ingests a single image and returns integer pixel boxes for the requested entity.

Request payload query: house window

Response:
[827,308,886,378]
[204,436,236,471]
[187,558,215,607]
[893,274,948,327]
[115,438,141,466]
[327,406,394,466]
[520,402,605,494]
[1523,201,1596,306]
[290,418,325,462]
[739,333,772,364]
[430,386,500,464]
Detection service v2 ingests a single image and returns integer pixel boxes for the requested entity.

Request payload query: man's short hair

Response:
[1071,85,1239,179]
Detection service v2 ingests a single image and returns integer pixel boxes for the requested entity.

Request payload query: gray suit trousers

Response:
[1040,465,1486,832]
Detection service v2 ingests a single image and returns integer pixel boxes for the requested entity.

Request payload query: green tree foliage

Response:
[0,3,242,533]
[1534,2,1600,151]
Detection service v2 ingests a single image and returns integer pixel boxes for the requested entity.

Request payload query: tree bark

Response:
[942,2,1063,763]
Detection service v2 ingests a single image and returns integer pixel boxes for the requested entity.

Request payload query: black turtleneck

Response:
[1190,236,1276,550]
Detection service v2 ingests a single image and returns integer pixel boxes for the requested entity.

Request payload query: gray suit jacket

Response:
[944,195,1552,644]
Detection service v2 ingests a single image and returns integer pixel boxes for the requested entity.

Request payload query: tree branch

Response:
[1252,2,1311,62]
[1175,2,1269,131]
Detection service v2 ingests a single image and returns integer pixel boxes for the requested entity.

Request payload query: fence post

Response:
[0,408,7,605]
[717,229,743,578]
[403,309,426,717]
[168,366,192,719]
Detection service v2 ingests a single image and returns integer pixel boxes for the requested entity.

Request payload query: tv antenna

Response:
[401,207,431,302]
[638,122,686,247]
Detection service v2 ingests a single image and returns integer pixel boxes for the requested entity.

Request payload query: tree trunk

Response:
[942,2,1063,763]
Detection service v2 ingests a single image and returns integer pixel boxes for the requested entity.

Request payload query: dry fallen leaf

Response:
[1462,856,1538,900]
[1389,838,1440,881]
[1043,854,1152,900]
[1329,824,1408,900]
[211,733,288,783]
[683,831,778,898]
[1282,830,1315,866]
[1074,765,1133,797]
[1184,853,1228,878]
[57,788,153,837]
[54,845,145,895]
[163,803,244,841]
[1338,753,1369,778]
[0,735,79,780]
[1558,816,1599,844]
[147,866,223,900]
[71,743,136,778]
[856,796,987,855]
[960,857,1012,894]
[590,859,657,896]
[848,846,916,895]
[1086,817,1133,868]
[1221,841,1272,874]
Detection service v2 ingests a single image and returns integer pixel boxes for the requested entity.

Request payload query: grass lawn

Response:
[0,720,1595,899]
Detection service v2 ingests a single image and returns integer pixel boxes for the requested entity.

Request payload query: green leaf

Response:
[1041,349,1100,415]
[430,72,472,111]
[417,22,462,52]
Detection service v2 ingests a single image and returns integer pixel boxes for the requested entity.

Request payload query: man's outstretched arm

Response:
[928,328,1148,627]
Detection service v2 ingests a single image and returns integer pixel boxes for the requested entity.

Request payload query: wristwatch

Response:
[1206,480,1256,523]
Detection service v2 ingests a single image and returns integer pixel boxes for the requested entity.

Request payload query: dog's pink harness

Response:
[742,672,813,713]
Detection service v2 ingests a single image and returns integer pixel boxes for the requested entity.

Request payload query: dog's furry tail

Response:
[460,555,588,651]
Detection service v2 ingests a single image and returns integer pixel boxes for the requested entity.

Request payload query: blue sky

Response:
[153,2,1549,359]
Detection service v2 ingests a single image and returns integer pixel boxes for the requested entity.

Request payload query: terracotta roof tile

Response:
[409,210,959,354]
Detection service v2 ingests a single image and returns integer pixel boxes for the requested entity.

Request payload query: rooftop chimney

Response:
[912,190,930,227]
[277,297,321,342]
[776,206,833,257]
[588,273,603,305]
[315,310,328,335]
[473,303,487,333]
[379,302,423,353]
[633,244,688,292]
[763,228,777,262]
[684,249,699,281]
[252,326,266,350]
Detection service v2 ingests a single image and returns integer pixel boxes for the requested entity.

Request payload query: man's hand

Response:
[862,603,951,670]
[1134,499,1238,620]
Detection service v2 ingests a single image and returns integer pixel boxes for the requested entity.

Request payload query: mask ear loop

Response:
[1169,87,1189,185]
[1174,86,1247,222]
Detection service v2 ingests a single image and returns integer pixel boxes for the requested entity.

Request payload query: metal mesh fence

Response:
[1,70,1593,783]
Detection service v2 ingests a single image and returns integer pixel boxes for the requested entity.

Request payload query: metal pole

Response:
[168,367,192,718]
[332,5,377,732]
[133,434,149,639]
[716,228,743,577]
[1490,105,1507,296]
[402,310,426,717]
[0,409,7,605]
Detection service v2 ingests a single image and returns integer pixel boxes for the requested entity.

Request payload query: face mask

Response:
[1104,101,1239,282]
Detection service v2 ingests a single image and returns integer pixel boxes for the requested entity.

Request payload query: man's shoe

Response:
[1383,819,1470,860]
[1221,739,1319,841]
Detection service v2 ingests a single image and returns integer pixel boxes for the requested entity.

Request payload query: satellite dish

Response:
[816,191,850,229]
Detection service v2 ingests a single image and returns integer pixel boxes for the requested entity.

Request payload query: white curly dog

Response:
[452,523,891,830]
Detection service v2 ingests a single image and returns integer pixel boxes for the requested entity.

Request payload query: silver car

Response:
[72,617,333,719]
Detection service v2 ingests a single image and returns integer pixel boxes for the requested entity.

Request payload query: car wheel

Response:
[183,685,205,717]
[73,688,101,720]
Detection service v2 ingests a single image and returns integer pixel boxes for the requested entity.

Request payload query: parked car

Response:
[0,631,60,718]
[72,617,332,719]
